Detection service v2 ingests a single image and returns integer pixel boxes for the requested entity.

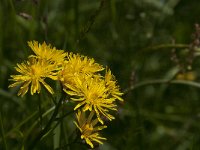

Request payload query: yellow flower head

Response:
[28,41,67,64]
[105,69,123,101]
[176,71,197,81]
[67,53,104,74]
[9,57,57,96]
[66,76,118,124]
[74,110,107,148]
[58,53,104,88]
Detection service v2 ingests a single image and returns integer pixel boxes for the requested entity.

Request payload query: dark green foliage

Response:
[1,0,200,149]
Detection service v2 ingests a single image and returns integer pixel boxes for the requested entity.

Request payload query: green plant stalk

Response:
[110,0,116,24]
[41,110,74,142]
[60,115,69,150]
[142,44,189,52]
[5,111,38,138]
[27,95,64,150]
[124,79,200,94]
[0,89,21,106]
[133,91,144,150]
[74,0,79,39]
[23,106,55,142]
[38,93,43,129]
[5,101,57,141]
[45,110,75,137]
[0,112,8,150]
[78,0,105,41]
[8,0,15,13]
[53,114,61,149]
[54,133,80,150]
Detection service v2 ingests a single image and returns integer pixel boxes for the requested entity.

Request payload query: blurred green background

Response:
[1,0,200,149]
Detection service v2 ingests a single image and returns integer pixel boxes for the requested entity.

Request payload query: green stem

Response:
[124,79,200,94]
[133,91,144,150]
[8,0,15,13]
[54,133,79,150]
[74,0,79,39]
[55,110,74,121]
[29,110,75,149]
[0,89,22,107]
[27,95,65,149]
[142,44,189,52]
[5,111,37,138]
[0,112,8,150]
[24,106,55,141]
[110,0,116,24]
[38,93,43,129]
[77,0,105,42]
[48,110,75,136]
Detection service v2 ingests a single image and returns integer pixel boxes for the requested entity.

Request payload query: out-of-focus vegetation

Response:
[1,0,200,149]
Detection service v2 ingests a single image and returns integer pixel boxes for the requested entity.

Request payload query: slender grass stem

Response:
[142,44,189,52]
[133,91,144,150]
[8,0,15,13]
[74,0,79,39]
[124,79,200,94]
[5,111,38,138]
[0,112,8,150]
[77,0,105,42]
[32,110,75,149]
[110,0,116,24]
[54,133,79,150]
[0,89,21,106]
[24,106,55,141]
[38,94,43,129]
[27,94,65,150]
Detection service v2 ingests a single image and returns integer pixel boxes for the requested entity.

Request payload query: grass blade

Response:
[0,112,8,150]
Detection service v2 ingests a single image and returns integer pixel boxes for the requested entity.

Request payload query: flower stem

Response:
[124,79,200,94]
[27,94,65,150]
[0,112,8,150]
[38,93,43,129]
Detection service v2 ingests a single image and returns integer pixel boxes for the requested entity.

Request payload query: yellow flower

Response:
[67,53,104,74]
[58,53,104,88]
[66,76,117,124]
[9,57,57,96]
[28,41,67,64]
[176,71,197,81]
[57,53,123,124]
[74,110,107,148]
[105,69,123,101]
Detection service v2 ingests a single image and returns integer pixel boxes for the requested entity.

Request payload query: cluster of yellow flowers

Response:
[9,41,123,148]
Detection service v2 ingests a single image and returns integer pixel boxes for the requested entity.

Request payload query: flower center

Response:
[87,92,99,104]
[31,65,43,76]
